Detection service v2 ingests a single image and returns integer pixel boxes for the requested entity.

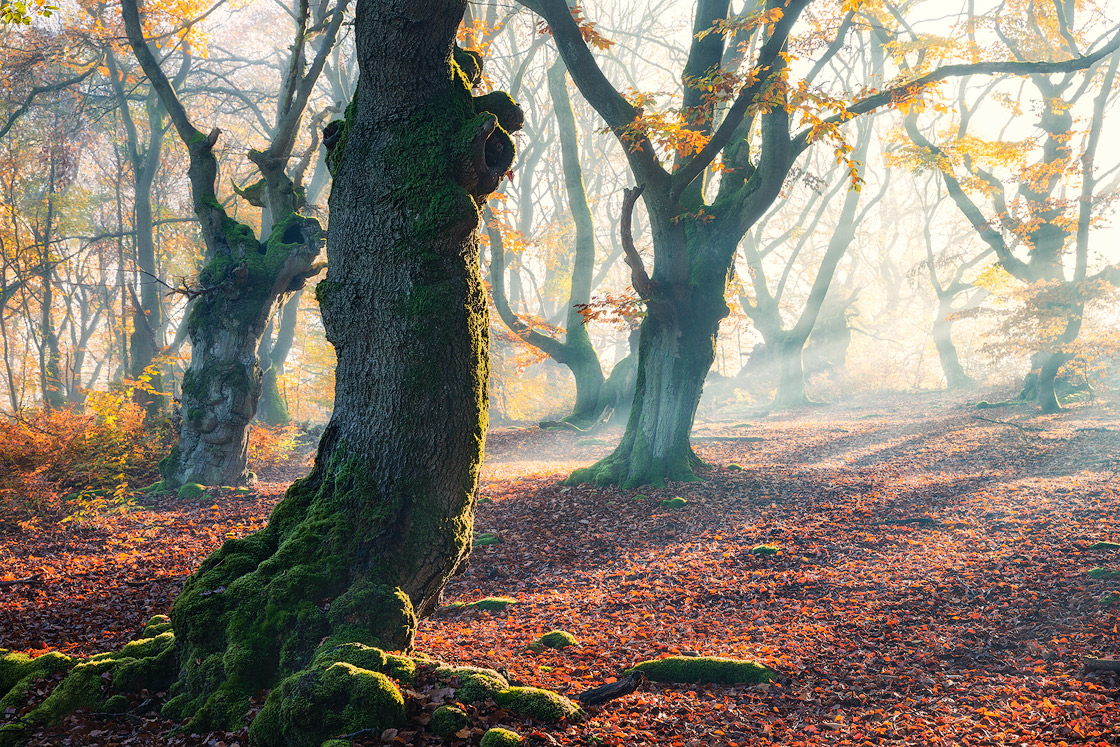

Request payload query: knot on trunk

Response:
[457,92,523,198]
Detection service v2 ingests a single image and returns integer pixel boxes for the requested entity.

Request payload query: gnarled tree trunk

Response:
[161,3,521,743]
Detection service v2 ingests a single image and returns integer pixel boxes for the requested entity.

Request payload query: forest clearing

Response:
[4,393,1119,746]
[2,0,1120,745]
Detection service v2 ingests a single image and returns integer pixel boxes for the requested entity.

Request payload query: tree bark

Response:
[932,296,973,390]
[256,290,301,426]
[161,2,521,741]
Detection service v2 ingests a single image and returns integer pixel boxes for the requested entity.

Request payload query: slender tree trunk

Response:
[772,334,808,407]
[129,93,168,419]
[163,3,521,743]
[931,296,972,390]
[257,290,301,426]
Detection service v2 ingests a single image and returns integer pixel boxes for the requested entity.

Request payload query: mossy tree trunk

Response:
[123,0,348,487]
[159,0,521,738]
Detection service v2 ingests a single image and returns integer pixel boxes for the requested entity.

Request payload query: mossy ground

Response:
[480,727,522,746]
[1087,567,1120,580]
[0,616,177,745]
[625,656,775,685]
[441,596,517,613]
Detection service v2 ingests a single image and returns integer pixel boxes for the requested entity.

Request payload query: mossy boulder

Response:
[751,544,780,555]
[177,482,207,500]
[625,656,774,685]
[435,665,508,702]
[247,662,405,747]
[480,727,523,747]
[659,497,687,509]
[727,463,744,472]
[430,704,469,737]
[534,630,578,650]
[1089,541,1120,551]
[495,686,578,721]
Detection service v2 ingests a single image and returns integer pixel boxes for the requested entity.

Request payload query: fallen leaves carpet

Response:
[2,392,1119,746]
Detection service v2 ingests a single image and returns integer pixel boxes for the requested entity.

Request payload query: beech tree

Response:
[518,0,1120,487]
[121,0,349,487]
[898,3,1120,412]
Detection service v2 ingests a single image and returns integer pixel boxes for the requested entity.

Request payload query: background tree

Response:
[122,0,348,487]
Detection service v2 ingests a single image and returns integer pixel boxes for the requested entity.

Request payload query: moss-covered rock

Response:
[727,463,744,471]
[430,704,469,737]
[480,727,523,746]
[659,497,687,509]
[435,665,508,702]
[1089,541,1120,551]
[535,630,578,650]
[752,544,780,555]
[247,662,405,747]
[625,656,774,685]
[177,482,207,500]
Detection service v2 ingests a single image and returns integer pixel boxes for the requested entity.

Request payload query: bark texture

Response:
[159,1,521,741]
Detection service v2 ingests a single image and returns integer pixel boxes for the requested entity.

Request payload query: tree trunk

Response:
[163,3,521,742]
[772,334,808,408]
[257,290,301,426]
[932,297,972,390]
[568,278,726,488]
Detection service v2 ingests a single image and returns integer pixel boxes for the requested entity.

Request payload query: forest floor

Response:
[2,390,1120,746]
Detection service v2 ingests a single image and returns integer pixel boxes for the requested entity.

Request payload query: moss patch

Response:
[625,656,774,685]
[1088,567,1120,580]
[474,532,500,546]
[442,596,517,613]
[177,482,206,500]
[434,666,578,722]
[752,544,780,555]
[727,463,744,471]
[1089,541,1120,551]
[247,662,405,747]
[659,497,687,509]
[480,727,523,747]
[430,704,469,737]
[534,630,578,650]
[1,628,177,739]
